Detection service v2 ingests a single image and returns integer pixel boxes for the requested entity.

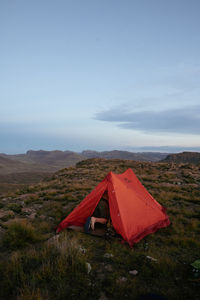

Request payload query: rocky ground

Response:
[0,158,200,299]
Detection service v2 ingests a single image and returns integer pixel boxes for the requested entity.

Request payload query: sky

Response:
[1,0,200,154]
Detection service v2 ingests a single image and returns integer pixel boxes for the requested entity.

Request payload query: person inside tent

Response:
[84,191,109,233]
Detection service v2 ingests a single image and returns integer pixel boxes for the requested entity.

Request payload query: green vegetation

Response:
[2,220,40,250]
[0,158,200,299]
[0,233,91,300]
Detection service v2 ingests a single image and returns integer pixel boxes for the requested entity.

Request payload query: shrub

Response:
[7,203,22,213]
[2,220,39,250]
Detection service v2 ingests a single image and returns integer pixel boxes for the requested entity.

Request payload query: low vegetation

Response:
[0,158,200,299]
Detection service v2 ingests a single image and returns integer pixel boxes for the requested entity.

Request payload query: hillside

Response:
[0,150,85,193]
[1,150,85,171]
[0,155,28,172]
[0,150,169,194]
[0,158,200,299]
[162,151,200,164]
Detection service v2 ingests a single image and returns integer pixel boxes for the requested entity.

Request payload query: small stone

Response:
[129,270,138,276]
[21,208,36,215]
[79,246,87,253]
[117,277,127,283]
[104,253,114,258]
[28,213,36,219]
[146,255,158,262]
[0,210,15,221]
[86,262,91,274]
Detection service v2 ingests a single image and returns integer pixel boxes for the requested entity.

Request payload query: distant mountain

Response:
[81,150,168,162]
[0,150,170,171]
[0,150,85,173]
[0,150,170,173]
[161,152,200,164]
[25,150,85,166]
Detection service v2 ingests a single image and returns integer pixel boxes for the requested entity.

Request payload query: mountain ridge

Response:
[80,150,168,162]
[161,151,200,164]
[0,149,170,175]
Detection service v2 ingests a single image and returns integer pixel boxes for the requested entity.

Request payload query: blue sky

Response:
[1,0,200,154]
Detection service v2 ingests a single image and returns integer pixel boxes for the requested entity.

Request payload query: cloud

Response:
[95,105,200,135]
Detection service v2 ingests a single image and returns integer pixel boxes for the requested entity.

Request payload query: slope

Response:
[0,158,199,299]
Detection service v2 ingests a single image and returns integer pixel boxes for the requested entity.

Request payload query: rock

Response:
[1,197,12,202]
[0,210,15,221]
[129,270,138,276]
[86,262,92,274]
[21,207,36,215]
[33,204,42,209]
[117,277,127,283]
[16,194,36,200]
[79,246,87,253]
[104,253,114,258]
[146,256,158,262]
[28,213,37,219]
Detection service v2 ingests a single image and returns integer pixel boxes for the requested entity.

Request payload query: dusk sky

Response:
[1,0,200,154]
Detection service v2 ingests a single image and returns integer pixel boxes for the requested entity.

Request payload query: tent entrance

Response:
[67,225,107,237]
[68,191,110,237]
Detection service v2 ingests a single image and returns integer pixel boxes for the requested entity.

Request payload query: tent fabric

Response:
[56,168,170,247]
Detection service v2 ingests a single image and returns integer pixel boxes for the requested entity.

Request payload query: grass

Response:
[1,220,40,250]
[0,158,200,299]
[0,233,93,300]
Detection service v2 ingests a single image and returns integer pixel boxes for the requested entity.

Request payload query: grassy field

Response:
[0,158,200,299]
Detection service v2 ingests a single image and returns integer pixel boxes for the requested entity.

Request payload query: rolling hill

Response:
[0,149,169,194]
[0,150,85,194]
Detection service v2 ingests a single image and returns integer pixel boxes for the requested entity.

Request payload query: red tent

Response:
[56,168,170,246]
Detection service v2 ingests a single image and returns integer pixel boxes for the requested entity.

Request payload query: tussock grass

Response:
[1,220,40,250]
[0,233,93,300]
[17,287,49,300]
[7,203,22,213]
